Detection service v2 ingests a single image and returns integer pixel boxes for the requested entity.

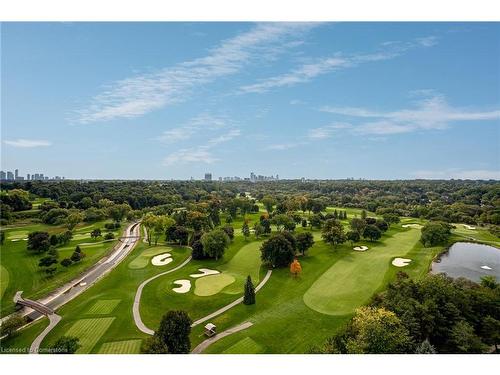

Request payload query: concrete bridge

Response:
[13,291,61,354]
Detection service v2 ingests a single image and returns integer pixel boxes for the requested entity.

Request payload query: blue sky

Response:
[2,22,499,180]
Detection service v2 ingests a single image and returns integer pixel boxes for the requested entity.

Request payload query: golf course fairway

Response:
[303,228,420,315]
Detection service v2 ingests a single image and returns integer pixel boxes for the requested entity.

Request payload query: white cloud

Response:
[265,142,306,151]
[157,113,229,143]
[321,92,500,135]
[163,146,217,166]
[308,122,351,139]
[4,139,52,148]
[161,120,241,166]
[412,169,500,180]
[239,36,437,94]
[76,23,314,123]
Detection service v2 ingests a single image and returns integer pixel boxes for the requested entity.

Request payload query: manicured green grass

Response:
[98,339,142,354]
[303,228,420,315]
[65,317,115,353]
[194,240,262,296]
[1,265,9,299]
[128,246,173,269]
[451,224,500,247]
[1,234,193,353]
[222,336,264,354]
[0,220,123,316]
[194,274,235,296]
[3,211,480,354]
[86,300,121,315]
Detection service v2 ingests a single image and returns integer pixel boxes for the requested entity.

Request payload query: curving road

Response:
[5,221,142,351]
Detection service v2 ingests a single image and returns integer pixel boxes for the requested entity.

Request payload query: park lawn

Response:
[0,220,123,316]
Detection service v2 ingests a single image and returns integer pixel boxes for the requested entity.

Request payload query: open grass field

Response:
[0,219,123,316]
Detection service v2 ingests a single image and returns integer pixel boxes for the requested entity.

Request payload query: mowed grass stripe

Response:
[65,317,115,353]
[98,339,142,354]
[222,337,264,354]
[303,229,420,315]
[86,299,121,315]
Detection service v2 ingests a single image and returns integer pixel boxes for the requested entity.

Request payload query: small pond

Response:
[431,242,500,283]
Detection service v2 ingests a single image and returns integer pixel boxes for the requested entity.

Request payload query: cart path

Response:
[191,321,253,354]
[133,256,193,335]
[191,269,272,327]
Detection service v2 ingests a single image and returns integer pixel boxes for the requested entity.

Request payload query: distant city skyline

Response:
[0,168,64,181]
[2,22,499,180]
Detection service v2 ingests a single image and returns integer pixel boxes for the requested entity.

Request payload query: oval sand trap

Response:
[463,224,476,230]
[392,258,412,267]
[151,253,173,266]
[402,224,423,229]
[190,268,220,278]
[172,279,191,293]
[353,246,368,252]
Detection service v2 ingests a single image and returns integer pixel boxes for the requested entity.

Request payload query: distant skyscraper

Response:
[15,169,19,179]
[27,173,30,180]
[204,173,212,181]
[7,171,14,180]
[0,171,6,180]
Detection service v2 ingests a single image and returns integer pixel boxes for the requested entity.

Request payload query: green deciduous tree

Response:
[295,232,314,255]
[51,336,81,354]
[201,229,230,260]
[260,234,295,268]
[155,310,192,354]
[322,219,346,248]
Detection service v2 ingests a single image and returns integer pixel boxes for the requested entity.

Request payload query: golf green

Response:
[128,246,173,269]
[194,241,262,296]
[303,229,420,315]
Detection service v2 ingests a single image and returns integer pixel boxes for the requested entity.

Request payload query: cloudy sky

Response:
[2,22,499,179]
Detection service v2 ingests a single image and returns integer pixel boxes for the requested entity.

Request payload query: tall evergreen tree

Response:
[243,275,256,305]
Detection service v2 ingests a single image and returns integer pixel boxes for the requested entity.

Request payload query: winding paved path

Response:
[133,256,193,335]
[191,321,253,354]
[191,269,272,327]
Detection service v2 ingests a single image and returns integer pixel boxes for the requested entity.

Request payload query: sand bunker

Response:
[172,280,191,293]
[481,265,492,270]
[392,258,412,267]
[189,268,220,278]
[463,224,476,230]
[151,253,173,266]
[402,224,423,229]
[353,246,369,252]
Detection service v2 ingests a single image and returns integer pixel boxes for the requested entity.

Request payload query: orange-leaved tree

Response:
[290,259,302,277]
